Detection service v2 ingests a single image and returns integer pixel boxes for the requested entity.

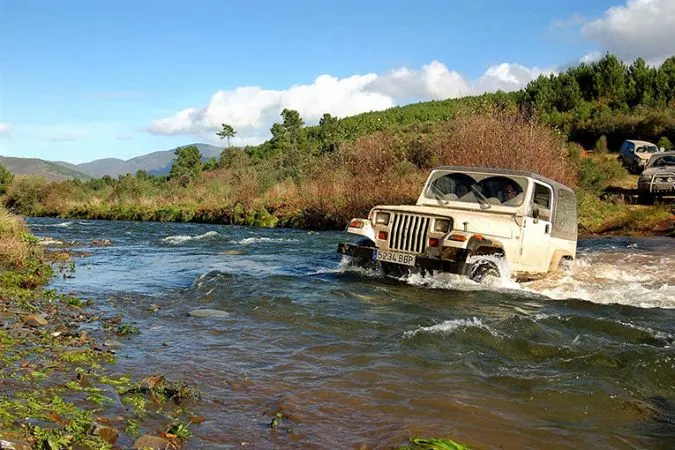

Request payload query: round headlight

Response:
[375,212,390,225]
[433,218,451,233]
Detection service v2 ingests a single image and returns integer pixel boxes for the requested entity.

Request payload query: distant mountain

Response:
[0,143,224,181]
[0,156,92,181]
[75,143,223,178]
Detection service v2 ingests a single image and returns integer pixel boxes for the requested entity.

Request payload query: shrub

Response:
[657,136,673,151]
[578,157,625,194]
[594,135,608,154]
[0,163,13,195]
[3,176,50,215]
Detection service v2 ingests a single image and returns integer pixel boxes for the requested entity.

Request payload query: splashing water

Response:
[339,238,675,309]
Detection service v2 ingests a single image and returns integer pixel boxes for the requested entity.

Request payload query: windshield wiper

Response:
[471,184,491,209]
[429,183,448,205]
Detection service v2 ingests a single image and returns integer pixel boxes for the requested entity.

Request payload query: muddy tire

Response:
[558,257,573,273]
[356,238,375,247]
[468,259,500,283]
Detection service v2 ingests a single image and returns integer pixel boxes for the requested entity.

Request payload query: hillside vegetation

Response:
[1,54,674,235]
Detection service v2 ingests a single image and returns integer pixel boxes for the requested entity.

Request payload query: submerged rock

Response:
[132,435,172,450]
[220,249,246,255]
[188,309,230,318]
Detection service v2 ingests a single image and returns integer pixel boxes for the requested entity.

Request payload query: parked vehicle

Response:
[618,139,661,174]
[337,167,578,282]
[637,151,675,196]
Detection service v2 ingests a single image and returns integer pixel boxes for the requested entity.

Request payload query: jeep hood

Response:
[641,166,675,177]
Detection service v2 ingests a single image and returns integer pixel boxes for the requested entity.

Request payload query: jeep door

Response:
[520,182,553,272]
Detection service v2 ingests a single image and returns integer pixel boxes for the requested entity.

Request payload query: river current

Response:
[28,218,675,449]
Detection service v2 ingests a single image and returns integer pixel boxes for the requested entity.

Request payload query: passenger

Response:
[456,184,469,198]
[502,183,518,203]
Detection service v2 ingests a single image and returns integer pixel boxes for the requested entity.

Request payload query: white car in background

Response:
[618,139,661,174]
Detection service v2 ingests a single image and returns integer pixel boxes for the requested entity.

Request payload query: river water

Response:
[28,218,675,449]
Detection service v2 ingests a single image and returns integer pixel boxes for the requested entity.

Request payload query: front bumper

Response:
[337,242,467,274]
[638,178,675,194]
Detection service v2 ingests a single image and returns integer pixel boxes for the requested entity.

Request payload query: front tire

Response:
[468,259,500,283]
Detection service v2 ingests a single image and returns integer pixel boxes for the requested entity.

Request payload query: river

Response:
[28,218,675,449]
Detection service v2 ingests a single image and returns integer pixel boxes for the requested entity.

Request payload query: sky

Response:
[0,0,674,164]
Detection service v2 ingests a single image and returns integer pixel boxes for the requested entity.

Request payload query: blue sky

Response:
[1,0,673,164]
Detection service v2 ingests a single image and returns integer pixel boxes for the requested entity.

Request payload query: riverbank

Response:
[0,207,200,449]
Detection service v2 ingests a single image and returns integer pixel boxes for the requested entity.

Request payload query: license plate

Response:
[374,249,416,266]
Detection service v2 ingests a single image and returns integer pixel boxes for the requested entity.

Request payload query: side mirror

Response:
[531,204,540,223]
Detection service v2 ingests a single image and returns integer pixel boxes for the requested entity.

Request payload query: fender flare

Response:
[549,250,574,272]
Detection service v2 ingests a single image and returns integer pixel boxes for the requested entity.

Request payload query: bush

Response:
[0,163,13,195]
[594,135,608,154]
[3,176,50,215]
[657,136,673,151]
[578,157,626,194]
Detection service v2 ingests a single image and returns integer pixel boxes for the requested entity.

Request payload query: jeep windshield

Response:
[424,171,529,208]
[651,155,675,167]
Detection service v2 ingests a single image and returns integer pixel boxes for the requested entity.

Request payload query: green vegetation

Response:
[400,437,471,450]
[1,54,673,236]
[0,162,13,194]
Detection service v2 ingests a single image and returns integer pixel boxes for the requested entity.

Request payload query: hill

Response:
[0,156,92,181]
[75,143,223,177]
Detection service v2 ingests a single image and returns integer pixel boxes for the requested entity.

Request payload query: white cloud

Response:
[148,60,550,143]
[148,74,394,138]
[0,122,11,136]
[579,52,603,64]
[472,63,553,93]
[366,60,471,100]
[582,0,675,65]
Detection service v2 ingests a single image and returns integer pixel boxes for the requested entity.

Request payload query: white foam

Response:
[236,237,299,245]
[161,231,221,245]
[522,251,675,309]
[38,237,65,246]
[404,317,500,338]
[51,221,73,228]
[337,246,675,309]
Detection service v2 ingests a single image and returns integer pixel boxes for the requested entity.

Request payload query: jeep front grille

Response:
[388,213,431,253]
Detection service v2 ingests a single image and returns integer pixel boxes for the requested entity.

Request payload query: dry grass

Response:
[0,206,32,269]
[433,110,577,186]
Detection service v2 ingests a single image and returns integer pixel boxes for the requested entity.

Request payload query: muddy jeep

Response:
[337,167,578,282]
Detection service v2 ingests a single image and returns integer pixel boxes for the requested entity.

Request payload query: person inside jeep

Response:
[455,183,469,198]
[503,183,517,201]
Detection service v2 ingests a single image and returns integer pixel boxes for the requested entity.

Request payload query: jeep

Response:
[337,167,578,282]
[619,139,660,174]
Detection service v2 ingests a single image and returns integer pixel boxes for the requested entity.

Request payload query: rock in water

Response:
[132,435,172,449]
[188,309,230,318]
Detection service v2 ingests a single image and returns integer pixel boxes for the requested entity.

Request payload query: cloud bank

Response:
[0,123,11,136]
[148,61,550,143]
[582,0,675,65]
